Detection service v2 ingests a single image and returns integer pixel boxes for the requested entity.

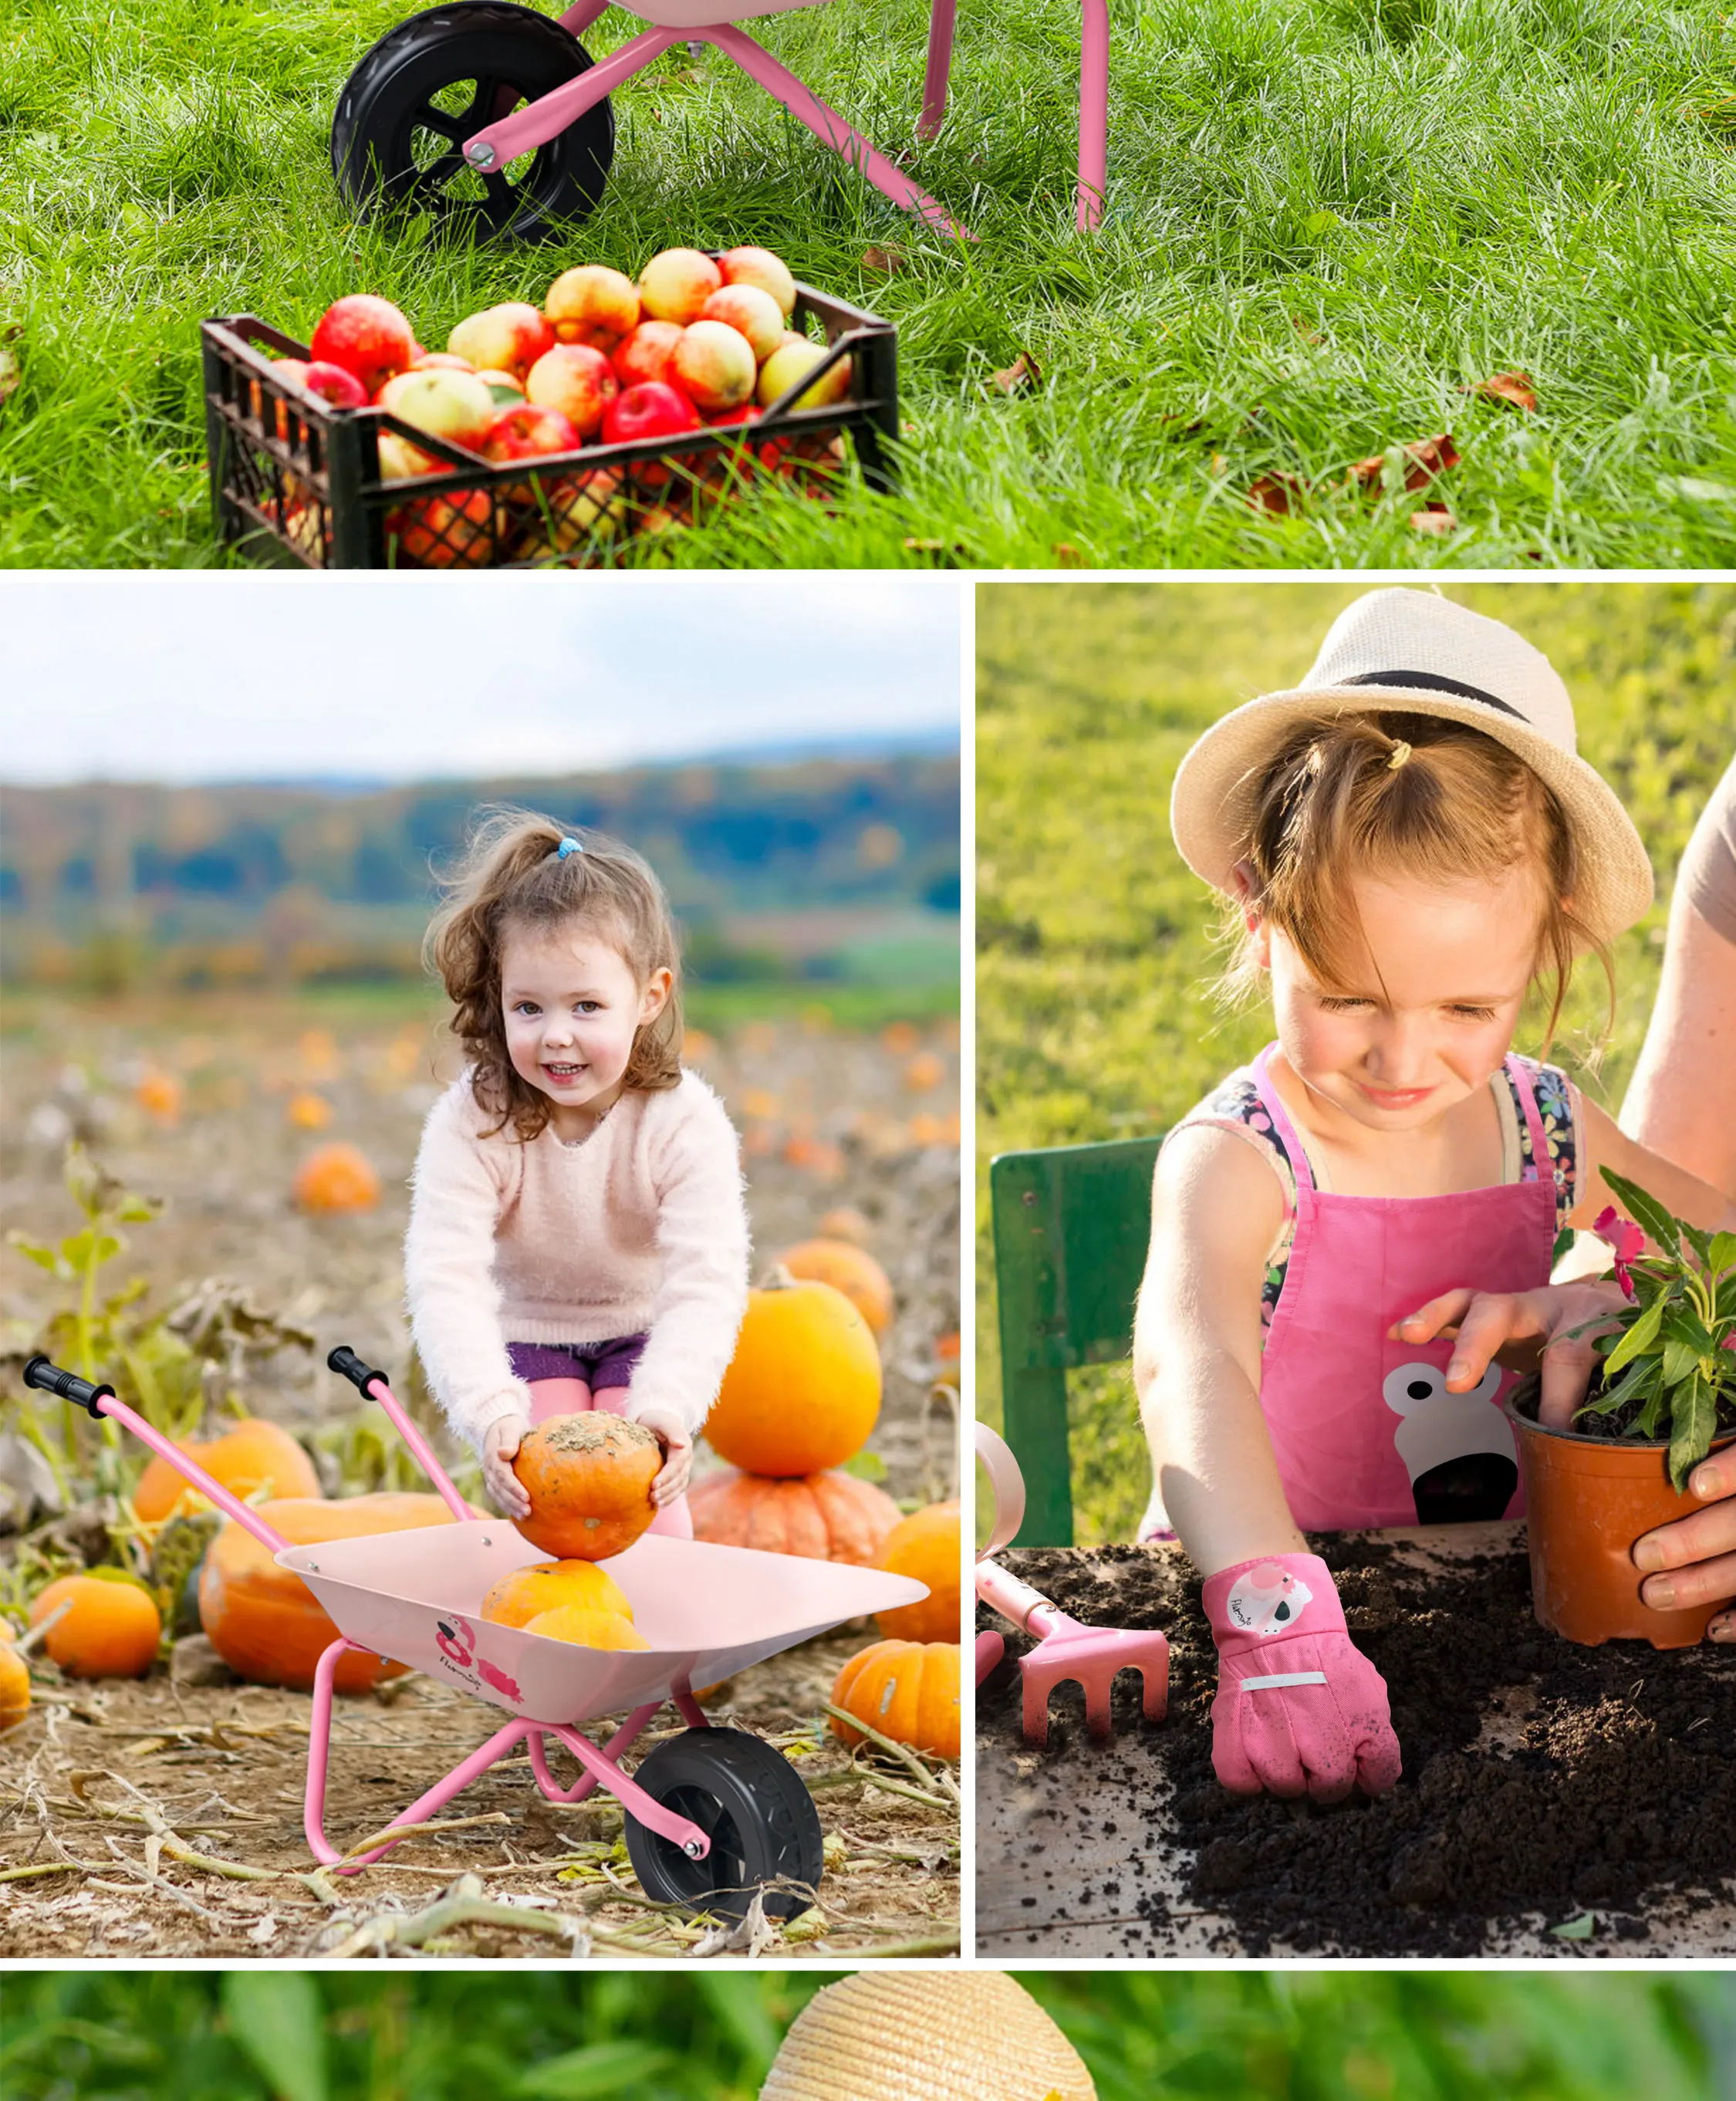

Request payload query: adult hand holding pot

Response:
[1392,1282,1736,1642]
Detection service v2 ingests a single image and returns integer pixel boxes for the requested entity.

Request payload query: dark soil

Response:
[976,1533,1736,1957]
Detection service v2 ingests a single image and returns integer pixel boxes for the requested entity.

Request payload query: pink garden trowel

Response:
[974,1422,1170,1748]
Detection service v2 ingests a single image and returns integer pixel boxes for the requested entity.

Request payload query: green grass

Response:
[2,0,1734,566]
[976,579,1736,1543]
[2,1971,1729,2100]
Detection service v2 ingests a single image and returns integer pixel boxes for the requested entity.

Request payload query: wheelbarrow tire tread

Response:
[332,2,614,244]
[624,1725,824,1923]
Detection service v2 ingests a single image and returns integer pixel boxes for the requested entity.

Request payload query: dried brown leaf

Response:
[990,353,1042,396]
[1468,370,1538,413]
[1247,473,1305,515]
[1051,542,1085,566]
[1347,434,1461,494]
[861,247,904,275]
[1409,504,1459,536]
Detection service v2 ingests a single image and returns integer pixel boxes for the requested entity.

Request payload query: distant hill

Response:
[0,752,960,994]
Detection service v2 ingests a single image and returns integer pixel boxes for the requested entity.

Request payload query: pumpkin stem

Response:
[757,1262,798,1291]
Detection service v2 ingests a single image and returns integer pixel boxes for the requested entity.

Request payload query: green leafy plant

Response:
[1573,1167,1736,1490]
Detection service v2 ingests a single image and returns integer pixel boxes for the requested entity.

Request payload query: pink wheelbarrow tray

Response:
[974,1421,1167,1748]
[23,1349,928,1922]
[332,1,1112,244]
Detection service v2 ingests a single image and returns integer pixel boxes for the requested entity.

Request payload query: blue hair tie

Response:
[556,836,583,860]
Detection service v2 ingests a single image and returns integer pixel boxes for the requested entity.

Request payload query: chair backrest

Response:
[988,1135,1161,1545]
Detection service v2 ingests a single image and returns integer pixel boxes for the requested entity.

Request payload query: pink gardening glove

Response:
[1204,1553,1401,1804]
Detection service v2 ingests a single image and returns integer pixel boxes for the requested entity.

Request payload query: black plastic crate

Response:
[201,275,898,569]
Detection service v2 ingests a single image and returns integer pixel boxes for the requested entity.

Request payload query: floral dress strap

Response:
[1502,1055,1581,1238]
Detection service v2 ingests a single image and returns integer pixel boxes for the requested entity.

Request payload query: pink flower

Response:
[1593,1205,1644,1301]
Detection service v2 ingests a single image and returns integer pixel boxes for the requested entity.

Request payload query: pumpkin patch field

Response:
[0,988,960,1959]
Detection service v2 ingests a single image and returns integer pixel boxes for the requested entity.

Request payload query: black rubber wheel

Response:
[623,1727,824,1923]
[332,3,614,244]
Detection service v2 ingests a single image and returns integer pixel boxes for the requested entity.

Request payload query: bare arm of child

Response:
[1570,1096,1736,1238]
[1132,1124,1305,1576]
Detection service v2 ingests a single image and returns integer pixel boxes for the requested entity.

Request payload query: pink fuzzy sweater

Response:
[404,1069,750,1448]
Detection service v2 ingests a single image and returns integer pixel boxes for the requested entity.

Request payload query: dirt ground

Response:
[0,995,961,1957]
[976,1525,1736,1960]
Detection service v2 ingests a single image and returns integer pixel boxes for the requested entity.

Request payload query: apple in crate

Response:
[483,402,584,504]
[448,302,556,383]
[613,319,684,390]
[718,245,797,319]
[475,370,527,409]
[256,358,366,439]
[390,488,495,568]
[701,283,784,364]
[377,366,498,469]
[516,467,627,559]
[525,344,618,440]
[545,265,640,352]
[638,248,721,326]
[412,351,475,375]
[670,319,756,414]
[603,380,701,491]
[756,338,851,410]
[310,294,416,396]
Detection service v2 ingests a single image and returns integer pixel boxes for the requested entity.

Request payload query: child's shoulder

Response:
[633,1068,736,1143]
[423,1067,515,1148]
[1163,1063,1299,1208]
[1504,1052,1576,1115]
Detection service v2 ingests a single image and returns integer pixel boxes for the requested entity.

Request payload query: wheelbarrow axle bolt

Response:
[464,140,497,169]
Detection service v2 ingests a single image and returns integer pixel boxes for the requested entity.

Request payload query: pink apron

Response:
[1250,1044,1557,1532]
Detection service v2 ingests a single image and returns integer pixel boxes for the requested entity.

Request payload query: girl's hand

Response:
[481,1414,532,1519]
[1633,1457,1736,1640]
[633,1405,693,1508]
[1389,1280,1629,1428]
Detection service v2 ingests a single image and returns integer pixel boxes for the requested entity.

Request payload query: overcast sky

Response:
[0,574,961,785]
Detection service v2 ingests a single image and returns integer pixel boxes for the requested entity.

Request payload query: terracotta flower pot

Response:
[1506,1373,1736,1649]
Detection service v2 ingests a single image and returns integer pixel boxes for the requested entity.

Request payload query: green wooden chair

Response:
[988,1134,1162,1545]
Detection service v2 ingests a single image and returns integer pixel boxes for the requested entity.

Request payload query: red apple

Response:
[718,245,797,319]
[518,467,628,560]
[603,380,702,490]
[708,404,759,429]
[701,283,785,364]
[637,248,722,326]
[612,319,684,390]
[755,339,852,411]
[413,350,475,373]
[545,265,640,352]
[377,366,498,468]
[483,401,584,504]
[389,488,495,569]
[310,294,416,396]
[525,343,618,440]
[448,302,555,383]
[670,319,756,414]
[302,361,370,410]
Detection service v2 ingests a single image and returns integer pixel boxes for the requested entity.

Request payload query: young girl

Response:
[404,811,749,1535]
[1133,589,1736,1806]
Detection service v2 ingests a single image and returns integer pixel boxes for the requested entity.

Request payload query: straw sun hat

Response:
[759,1972,1096,2101]
[1168,587,1654,949]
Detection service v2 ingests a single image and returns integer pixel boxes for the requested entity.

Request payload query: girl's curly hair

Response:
[425,807,683,1141]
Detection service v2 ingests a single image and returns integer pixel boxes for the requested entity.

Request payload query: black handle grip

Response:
[24,1356,116,1417]
[327,1345,387,1397]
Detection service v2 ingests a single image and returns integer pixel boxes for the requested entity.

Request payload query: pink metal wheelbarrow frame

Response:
[459,0,1112,236]
[24,1349,927,1880]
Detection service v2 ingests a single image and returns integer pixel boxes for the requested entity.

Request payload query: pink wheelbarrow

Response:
[974,1421,1168,1748]
[332,2,1113,244]
[24,1349,928,1920]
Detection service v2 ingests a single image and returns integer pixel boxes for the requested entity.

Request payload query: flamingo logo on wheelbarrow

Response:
[434,1613,523,1704]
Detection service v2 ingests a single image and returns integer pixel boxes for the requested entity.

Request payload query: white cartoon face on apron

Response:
[1224,1561,1315,1637]
[1383,1360,1518,1524]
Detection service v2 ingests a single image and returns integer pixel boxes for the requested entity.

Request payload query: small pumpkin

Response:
[286,1090,333,1130]
[292,1141,380,1213]
[133,1418,321,1525]
[199,1492,462,1692]
[776,1238,895,1338]
[876,1500,961,1642]
[481,1559,633,1628]
[705,1268,881,1477]
[29,1571,162,1679]
[830,1638,961,1761]
[524,1604,649,1651]
[689,1467,901,1566]
[1,1643,32,1728]
[512,1414,660,1561]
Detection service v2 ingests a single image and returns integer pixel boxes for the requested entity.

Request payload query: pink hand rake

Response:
[974,1421,1169,1748]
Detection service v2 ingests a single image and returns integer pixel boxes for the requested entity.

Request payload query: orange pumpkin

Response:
[481,1559,633,1628]
[816,1206,873,1246]
[511,1415,660,1561]
[199,1493,462,1692]
[876,1501,961,1642]
[777,1238,895,1338]
[286,1090,333,1130]
[292,1142,380,1213]
[831,1639,961,1760]
[705,1269,881,1477]
[689,1467,901,1566]
[133,1417,322,1525]
[525,1604,649,1651]
[1,1643,32,1728]
[29,1571,161,1679]
[135,1069,184,1123]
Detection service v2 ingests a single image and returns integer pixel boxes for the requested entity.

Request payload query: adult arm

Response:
[1620,879,1736,1204]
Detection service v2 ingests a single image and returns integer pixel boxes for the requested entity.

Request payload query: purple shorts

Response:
[506,1333,648,1393]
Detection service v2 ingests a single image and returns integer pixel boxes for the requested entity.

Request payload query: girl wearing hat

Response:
[404,809,749,1533]
[1133,589,1736,1805]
